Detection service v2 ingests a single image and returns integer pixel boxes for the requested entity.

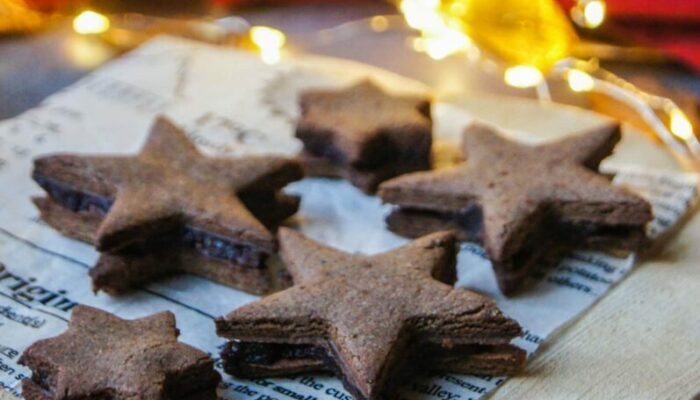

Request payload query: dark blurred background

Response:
[1,0,699,128]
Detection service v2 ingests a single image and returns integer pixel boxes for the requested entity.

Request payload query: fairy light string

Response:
[394,0,699,166]
[556,58,699,163]
[23,0,697,167]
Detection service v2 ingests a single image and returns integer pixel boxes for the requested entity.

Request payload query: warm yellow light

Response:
[567,69,595,92]
[370,15,389,32]
[449,1,467,16]
[250,26,286,64]
[582,0,606,28]
[400,0,574,68]
[504,65,544,88]
[423,28,471,60]
[670,108,694,140]
[400,0,443,31]
[64,36,113,68]
[400,0,473,60]
[250,26,286,49]
[72,10,110,35]
[412,38,426,52]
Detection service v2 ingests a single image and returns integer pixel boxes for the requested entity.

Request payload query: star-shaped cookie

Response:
[19,305,221,400]
[33,196,292,294]
[32,117,302,293]
[379,123,653,295]
[216,228,524,400]
[296,80,432,192]
[33,116,303,255]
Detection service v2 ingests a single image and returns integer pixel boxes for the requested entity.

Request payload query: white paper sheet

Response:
[0,36,697,400]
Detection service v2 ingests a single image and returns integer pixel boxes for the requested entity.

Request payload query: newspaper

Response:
[0,36,697,400]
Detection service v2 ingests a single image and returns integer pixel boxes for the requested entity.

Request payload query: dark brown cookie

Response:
[216,229,525,400]
[32,116,303,294]
[296,80,432,193]
[19,305,221,400]
[33,196,291,294]
[379,122,653,295]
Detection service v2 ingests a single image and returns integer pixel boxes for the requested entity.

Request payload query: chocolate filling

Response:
[300,131,355,167]
[299,129,431,171]
[221,339,524,378]
[221,340,409,400]
[387,206,647,294]
[388,207,647,255]
[34,174,272,268]
[223,341,328,368]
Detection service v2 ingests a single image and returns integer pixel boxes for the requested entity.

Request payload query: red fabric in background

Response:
[558,0,700,73]
[604,0,700,22]
[610,22,700,73]
[559,0,700,22]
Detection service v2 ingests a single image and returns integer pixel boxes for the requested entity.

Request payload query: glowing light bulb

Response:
[370,15,389,32]
[504,65,544,88]
[400,0,475,59]
[400,0,443,31]
[439,0,576,71]
[399,0,578,68]
[572,0,606,29]
[670,108,694,140]
[567,69,595,92]
[73,10,110,35]
[250,26,286,65]
[423,28,471,60]
[583,0,606,28]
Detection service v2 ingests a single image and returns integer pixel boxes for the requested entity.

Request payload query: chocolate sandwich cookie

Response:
[296,80,432,193]
[379,123,653,295]
[19,305,221,400]
[32,116,302,294]
[216,229,525,400]
[33,197,292,294]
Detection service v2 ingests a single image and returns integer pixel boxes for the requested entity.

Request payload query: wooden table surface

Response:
[1,2,699,399]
